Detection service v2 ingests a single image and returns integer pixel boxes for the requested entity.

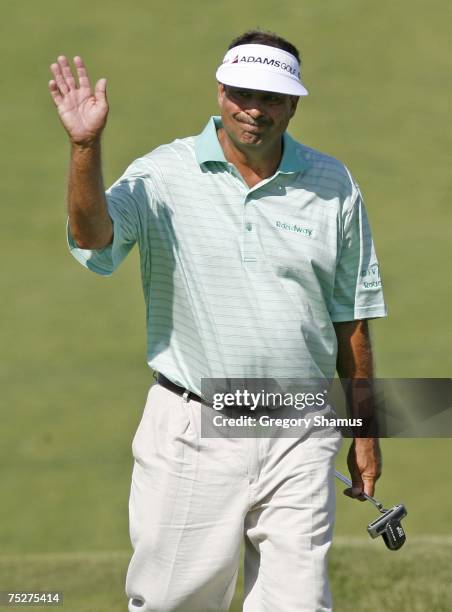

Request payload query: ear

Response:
[217,82,226,107]
[289,95,299,118]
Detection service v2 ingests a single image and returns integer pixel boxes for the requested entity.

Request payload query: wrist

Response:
[70,134,102,149]
[353,437,380,445]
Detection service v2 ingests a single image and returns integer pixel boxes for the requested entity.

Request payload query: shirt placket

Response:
[227,165,286,264]
[243,192,259,263]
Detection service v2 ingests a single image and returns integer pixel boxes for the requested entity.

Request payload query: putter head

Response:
[367,504,407,550]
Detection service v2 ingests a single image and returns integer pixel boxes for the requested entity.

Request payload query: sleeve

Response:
[67,158,151,276]
[329,190,388,322]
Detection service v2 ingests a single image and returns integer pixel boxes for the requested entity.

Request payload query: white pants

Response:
[126,384,342,612]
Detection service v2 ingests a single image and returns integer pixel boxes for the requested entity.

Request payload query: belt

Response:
[157,373,204,404]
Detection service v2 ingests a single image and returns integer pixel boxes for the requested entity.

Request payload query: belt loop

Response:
[182,389,190,403]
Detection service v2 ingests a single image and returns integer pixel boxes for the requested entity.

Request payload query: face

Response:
[217,83,299,150]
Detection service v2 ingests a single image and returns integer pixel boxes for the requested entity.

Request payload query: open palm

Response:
[49,55,108,144]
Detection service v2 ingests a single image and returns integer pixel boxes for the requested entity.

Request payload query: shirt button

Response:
[246,222,253,231]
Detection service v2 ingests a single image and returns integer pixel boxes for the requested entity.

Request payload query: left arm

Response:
[334,319,382,500]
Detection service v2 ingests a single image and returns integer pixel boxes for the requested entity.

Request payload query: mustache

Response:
[235,112,271,127]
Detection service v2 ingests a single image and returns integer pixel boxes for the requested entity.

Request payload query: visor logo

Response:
[237,55,299,77]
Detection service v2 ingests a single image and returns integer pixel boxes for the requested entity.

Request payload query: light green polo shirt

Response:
[68,116,387,395]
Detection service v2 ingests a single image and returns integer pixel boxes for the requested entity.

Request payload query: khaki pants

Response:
[126,383,342,612]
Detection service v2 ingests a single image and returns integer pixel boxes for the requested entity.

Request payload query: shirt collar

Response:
[194,116,309,174]
[195,116,227,165]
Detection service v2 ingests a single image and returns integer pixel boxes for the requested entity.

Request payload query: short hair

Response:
[227,29,300,64]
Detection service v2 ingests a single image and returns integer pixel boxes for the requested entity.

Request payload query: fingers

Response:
[49,55,93,97]
[343,487,356,499]
[58,56,76,90]
[74,55,91,91]
[48,79,63,107]
[343,483,367,502]
[351,477,364,498]
[50,57,70,96]
[94,78,108,103]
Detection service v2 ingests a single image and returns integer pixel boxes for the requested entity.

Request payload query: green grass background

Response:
[1,0,451,610]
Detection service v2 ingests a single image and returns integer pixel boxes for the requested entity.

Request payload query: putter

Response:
[335,470,407,550]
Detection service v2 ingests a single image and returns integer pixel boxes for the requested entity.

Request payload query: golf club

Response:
[335,470,407,550]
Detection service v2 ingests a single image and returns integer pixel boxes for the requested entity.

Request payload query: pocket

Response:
[169,397,193,439]
[131,384,166,461]
[131,396,153,461]
[132,384,198,464]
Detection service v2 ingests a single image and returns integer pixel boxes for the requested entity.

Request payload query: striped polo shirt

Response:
[67,116,387,395]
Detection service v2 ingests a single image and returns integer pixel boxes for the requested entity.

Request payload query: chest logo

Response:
[276,220,313,237]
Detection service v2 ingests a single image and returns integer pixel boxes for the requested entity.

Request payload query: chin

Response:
[240,137,263,146]
[240,131,265,143]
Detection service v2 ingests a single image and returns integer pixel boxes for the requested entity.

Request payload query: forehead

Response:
[222,84,289,98]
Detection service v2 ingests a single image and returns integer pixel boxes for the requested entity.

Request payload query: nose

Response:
[240,93,267,118]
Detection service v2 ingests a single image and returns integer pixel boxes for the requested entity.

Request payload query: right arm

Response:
[49,55,112,249]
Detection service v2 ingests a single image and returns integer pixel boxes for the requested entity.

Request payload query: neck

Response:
[217,128,282,187]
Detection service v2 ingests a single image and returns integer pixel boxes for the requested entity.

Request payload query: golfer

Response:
[49,30,386,612]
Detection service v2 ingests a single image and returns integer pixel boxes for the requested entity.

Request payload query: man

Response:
[49,30,386,612]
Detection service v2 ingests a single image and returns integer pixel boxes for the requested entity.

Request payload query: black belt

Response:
[157,373,204,404]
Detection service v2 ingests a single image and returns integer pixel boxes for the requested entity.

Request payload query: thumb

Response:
[94,78,108,102]
[362,477,376,498]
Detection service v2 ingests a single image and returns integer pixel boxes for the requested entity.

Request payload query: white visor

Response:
[216,43,308,96]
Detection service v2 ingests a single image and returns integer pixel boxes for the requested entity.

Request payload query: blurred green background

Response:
[1,0,451,610]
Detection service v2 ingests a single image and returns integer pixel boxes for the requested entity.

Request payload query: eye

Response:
[264,94,284,104]
[226,87,252,100]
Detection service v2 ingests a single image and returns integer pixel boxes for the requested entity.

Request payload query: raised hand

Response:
[49,56,109,145]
